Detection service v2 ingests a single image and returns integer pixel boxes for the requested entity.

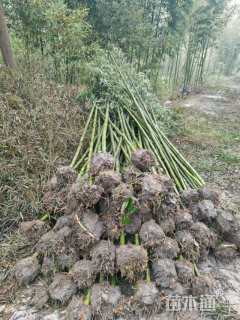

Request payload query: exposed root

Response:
[175,230,200,262]
[152,237,180,260]
[116,245,148,281]
[70,260,97,289]
[131,149,155,171]
[139,219,165,248]
[90,240,116,275]
[90,153,114,176]
[91,283,122,320]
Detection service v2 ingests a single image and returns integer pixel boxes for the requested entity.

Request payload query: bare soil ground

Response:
[174,78,240,212]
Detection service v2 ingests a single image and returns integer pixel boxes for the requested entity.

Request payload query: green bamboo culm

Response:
[71,50,204,192]
[120,230,126,246]
[146,267,151,283]
[134,234,140,246]
[83,289,91,305]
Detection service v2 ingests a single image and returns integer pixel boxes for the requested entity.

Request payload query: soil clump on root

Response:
[9,149,240,319]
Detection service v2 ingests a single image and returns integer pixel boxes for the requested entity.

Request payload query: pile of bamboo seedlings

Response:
[71,53,204,192]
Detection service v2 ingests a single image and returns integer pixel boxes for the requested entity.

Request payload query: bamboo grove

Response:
[71,0,226,91]
[2,0,227,92]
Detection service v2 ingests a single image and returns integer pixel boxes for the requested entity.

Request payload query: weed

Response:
[0,67,84,239]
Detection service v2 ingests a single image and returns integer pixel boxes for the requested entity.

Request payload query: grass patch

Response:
[0,67,84,239]
[173,84,240,213]
[214,149,240,165]
[178,107,240,169]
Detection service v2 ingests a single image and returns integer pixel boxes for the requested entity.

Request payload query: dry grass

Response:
[0,66,84,239]
[0,231,30,301]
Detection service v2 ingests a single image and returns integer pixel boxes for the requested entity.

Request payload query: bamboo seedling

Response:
[71,51,204,191]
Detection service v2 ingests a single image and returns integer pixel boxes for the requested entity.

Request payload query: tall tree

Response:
[0,5,15,67]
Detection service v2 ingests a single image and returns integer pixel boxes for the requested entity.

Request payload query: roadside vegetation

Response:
[175,78,240,211]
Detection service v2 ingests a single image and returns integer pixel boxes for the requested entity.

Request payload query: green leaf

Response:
[125,197,138,215]
[121,197,138,225]
[122,214,132,225]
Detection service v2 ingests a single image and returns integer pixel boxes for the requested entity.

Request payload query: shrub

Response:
[0,66,84,238]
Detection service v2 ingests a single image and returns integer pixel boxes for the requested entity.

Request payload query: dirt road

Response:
[176,78,240,212]
[173,79,240,316]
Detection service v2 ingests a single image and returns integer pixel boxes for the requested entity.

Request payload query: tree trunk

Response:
[0,6,15,68]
